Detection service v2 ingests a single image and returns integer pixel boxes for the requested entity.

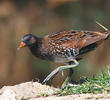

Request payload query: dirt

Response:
[0,82,110,100]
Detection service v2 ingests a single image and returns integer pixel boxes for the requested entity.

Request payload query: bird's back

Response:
[41,30,109,63]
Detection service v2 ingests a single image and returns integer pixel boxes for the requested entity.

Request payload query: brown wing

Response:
[49,30,87,49]
[49,30,108,48]
[43,30,109,57]
[83,31,109,47]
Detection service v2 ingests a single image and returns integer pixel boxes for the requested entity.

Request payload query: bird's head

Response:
[18,34,37,50]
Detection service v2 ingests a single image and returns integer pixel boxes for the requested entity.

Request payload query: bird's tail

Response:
[96,21,109,40]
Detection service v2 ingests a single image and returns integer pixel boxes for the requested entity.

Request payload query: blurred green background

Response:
[0,0,110,88]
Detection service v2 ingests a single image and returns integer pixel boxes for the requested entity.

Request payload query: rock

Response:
[0,81,58,100]
[0,89,16,100]
[0,82,109,100]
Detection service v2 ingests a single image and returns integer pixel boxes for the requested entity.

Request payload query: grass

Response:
[53,67,110,96]
[36,66,110,97]
[37,93,49,97]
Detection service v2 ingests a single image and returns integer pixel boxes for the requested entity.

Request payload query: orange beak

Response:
[17,42,26,50]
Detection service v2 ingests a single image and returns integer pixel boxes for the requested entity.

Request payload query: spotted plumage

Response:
[40,30,108,62]
[18,28,109,88]
[18,30,109,63]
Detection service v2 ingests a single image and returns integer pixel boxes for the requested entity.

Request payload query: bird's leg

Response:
[42,59,79,86]
[61,68,73,90]
[61,60,79,89]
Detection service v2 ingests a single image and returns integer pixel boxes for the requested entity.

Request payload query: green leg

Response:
[61,68,73,89]
[42,59,79,86]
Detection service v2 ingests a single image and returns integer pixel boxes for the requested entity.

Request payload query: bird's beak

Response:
[17,42,26,50]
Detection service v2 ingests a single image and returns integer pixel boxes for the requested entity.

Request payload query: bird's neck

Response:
[29,37,43,58]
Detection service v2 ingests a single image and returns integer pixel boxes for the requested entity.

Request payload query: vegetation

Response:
[54,67,110,96]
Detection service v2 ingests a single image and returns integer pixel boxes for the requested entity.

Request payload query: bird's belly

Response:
[52,56,71,63]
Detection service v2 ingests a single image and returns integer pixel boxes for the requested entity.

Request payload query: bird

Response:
[18,22,109,89]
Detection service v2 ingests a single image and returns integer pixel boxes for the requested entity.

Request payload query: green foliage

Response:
[54,68,110,96]
[21,97,26,100]
[37,93,49,97]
